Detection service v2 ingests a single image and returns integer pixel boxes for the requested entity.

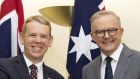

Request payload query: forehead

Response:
[26,21,50,33]
[92,15,119,30]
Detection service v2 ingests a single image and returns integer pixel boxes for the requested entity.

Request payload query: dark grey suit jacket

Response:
[82,45,140,79]
[0,54,64,79]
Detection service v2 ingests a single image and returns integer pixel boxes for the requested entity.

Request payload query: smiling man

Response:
[82,10,140,79]
[0,15,64,79]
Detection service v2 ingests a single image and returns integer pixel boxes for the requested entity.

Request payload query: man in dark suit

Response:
[82,10,140,79]
[0,15,64,79]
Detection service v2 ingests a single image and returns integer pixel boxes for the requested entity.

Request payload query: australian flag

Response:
[66,0,105,79]
[0,0,24,58]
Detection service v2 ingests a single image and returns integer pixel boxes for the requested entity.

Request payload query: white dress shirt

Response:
[23,54,43,79]
[101,43,123,79]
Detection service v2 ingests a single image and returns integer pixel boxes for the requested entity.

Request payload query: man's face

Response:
[20,21,53,61]
[91,15,123,55]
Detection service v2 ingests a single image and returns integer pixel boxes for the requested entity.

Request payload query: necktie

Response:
[105,56,113,79]
[29,64,37,79]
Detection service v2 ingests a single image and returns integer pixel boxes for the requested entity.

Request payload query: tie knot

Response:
[105,56,112,63]
[30,64,37,70]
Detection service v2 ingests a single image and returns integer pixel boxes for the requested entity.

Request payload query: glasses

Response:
[92,28,119,38]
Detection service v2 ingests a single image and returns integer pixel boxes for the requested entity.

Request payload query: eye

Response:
[40,35,49,39]
[29,34,36,37]
[96,30,104,34]
[108,28,117,33]
[41,35,47,38]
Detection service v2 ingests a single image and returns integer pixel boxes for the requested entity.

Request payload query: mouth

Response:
[32,46,42,52]
[102,40,114,45]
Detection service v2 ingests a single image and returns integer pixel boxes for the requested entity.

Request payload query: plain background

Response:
[22,0,140,78]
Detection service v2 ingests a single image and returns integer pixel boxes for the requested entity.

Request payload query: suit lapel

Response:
[113,45,132,79]
[92,56,101,79]
[43,63,53,79]
[14,54,29,79]
[14,55,57,79]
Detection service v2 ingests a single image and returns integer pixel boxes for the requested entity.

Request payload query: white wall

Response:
[104,0,140,50]
[22,0,140,79]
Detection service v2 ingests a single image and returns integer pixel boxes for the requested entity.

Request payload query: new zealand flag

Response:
[0,0,24,58]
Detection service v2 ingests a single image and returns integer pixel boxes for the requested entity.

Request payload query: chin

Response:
[32,53,43,57]
[102,47,114,52]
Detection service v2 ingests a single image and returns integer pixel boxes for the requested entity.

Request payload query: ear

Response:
[121,27,124,33]
[20,32,24,45]
[48,36,53,47]
[90,32,95,42]
[119,27,124,37]
[90,32,92,37]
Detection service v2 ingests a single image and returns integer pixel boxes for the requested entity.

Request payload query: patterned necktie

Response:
[29,64,37,79]
[105,56,113,79]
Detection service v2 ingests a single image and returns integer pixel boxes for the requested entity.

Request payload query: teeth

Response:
[33,47,41,51]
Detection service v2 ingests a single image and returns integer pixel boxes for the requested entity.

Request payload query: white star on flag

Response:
[69,26,98,63]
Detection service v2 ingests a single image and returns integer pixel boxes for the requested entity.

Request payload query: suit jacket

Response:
[82,45,140,79]
[0,54,64,79]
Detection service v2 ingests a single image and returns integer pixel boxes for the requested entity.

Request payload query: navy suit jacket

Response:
[0,54,64,79]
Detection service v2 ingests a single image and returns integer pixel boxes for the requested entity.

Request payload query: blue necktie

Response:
[105,56,113,79]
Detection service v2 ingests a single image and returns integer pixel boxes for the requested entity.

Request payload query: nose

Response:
[34,36,42,43]
[104,31,110,38]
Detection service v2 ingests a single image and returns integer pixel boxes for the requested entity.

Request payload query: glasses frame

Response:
[92,28,119,38]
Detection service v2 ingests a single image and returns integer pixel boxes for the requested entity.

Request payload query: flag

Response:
[0,0,24,58]
[66,0,105,79]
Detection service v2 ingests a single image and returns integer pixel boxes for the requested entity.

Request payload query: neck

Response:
[24,53,43,64]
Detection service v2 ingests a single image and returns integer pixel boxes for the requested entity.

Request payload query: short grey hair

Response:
[90,10,121,32]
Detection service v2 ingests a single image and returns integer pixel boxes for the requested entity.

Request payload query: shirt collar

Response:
[101,43,123,62]
[23,54,43,71]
